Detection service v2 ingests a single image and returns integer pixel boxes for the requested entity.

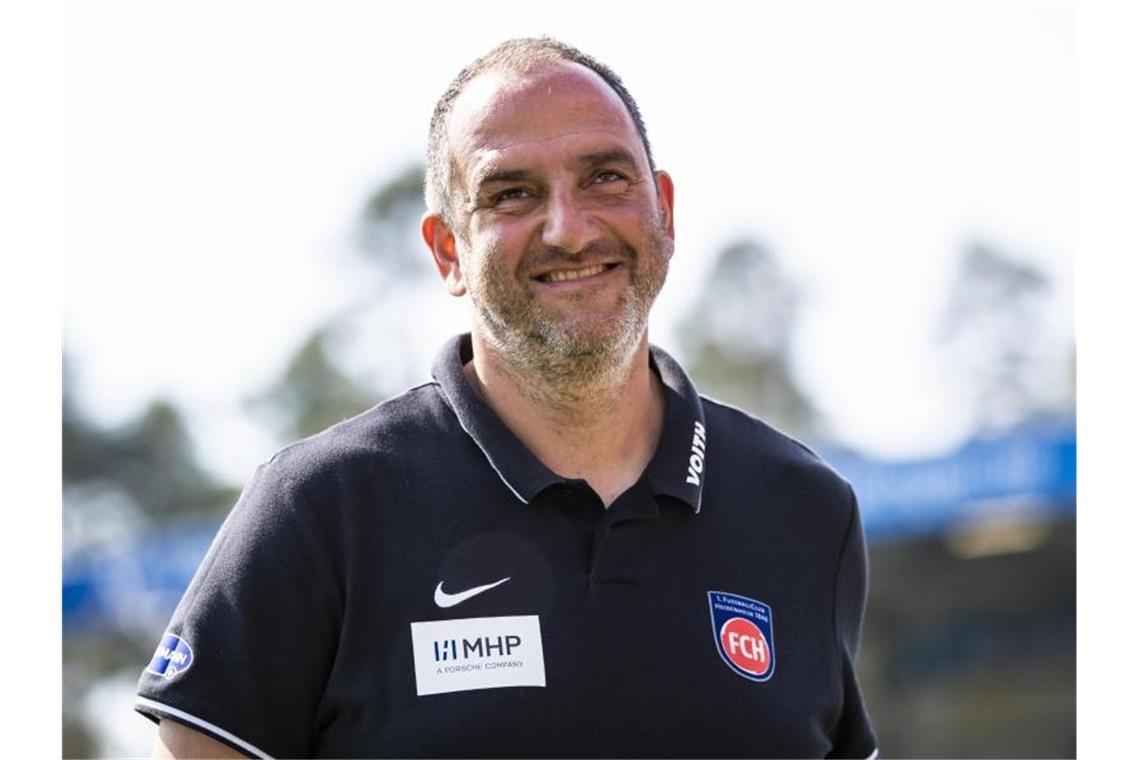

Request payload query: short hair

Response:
[425,37,657,229]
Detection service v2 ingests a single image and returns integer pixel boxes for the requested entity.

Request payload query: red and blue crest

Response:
[708,591,775,682]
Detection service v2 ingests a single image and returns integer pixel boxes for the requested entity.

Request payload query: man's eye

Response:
[494,188,531,204]
[591,171,631,192]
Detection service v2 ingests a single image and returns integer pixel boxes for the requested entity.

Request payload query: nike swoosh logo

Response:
[433,577,511,608]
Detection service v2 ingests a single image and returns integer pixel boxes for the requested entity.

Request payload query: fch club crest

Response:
[708,591,775,682]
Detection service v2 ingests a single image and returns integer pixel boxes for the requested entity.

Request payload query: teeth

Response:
[544,264,606,283]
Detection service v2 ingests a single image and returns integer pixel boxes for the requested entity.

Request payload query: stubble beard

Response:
[466,223,672,414]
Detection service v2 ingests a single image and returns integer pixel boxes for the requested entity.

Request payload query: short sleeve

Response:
[826,485,879,759]
[135,459,342,759]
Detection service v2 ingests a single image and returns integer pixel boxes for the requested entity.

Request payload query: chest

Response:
[312,493,844,757]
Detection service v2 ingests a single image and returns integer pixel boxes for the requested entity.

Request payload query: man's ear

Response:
[654,170,675,240]
[421,212,467,297]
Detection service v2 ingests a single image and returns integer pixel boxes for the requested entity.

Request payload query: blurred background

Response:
[63,2,1074,757]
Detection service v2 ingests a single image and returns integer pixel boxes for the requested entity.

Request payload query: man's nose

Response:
[541,187,599,254]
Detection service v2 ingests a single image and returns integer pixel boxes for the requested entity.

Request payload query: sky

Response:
[64,0,1073,485]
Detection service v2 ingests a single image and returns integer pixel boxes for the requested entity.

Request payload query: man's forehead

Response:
[446,62,641,179]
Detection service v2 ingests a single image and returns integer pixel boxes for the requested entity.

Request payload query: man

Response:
[137,38,877,759]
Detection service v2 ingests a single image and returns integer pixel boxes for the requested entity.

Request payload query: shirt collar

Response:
[431,334,706,513]
[644,344,707,514]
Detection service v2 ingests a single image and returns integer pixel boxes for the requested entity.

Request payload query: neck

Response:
[464,328,665,506]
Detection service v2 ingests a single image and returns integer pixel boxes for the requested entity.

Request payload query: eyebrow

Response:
[473,167,534,193]
[472,147,643,195]
[578,148,641,172]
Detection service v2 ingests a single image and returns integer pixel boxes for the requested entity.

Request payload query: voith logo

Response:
[708,591,776,682]
[686,421,707,486]
[145,632,194,680]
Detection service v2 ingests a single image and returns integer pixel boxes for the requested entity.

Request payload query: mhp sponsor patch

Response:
[708,591,775,682]
[146,632,194,680]
[410,615,545,696]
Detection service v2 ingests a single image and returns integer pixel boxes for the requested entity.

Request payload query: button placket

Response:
[588,481,660,587]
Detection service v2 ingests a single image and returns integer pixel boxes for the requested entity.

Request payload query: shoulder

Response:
[254,381,452,493]
[700,395,854,508]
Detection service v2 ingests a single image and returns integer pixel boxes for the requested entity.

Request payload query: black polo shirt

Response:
[135,333,877,759]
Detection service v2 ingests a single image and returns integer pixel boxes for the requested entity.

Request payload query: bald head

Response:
[424,37,656,229]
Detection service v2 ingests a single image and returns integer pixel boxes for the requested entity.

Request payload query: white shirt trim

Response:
[866,747,880,759]
[135,696,273,759]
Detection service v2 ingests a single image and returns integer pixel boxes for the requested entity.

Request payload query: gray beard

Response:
[469,233,671,418]
[474,291,646,417]
[462,213,670,417]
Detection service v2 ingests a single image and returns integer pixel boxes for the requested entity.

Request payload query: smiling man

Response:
[421,47,676,509]
[136,38,878,759]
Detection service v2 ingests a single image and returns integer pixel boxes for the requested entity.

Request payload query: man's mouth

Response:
[535,263,619,283]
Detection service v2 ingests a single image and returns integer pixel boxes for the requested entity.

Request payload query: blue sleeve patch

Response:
[146,632,194,680]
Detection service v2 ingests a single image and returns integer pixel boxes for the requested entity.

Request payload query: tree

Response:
[938,240,1071,430]
[246,164,447,441]
[64,366,238,548]
[245,328,378,441]
[356,163,432,277]
[63,363,240,757]
[676,238,818,437]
